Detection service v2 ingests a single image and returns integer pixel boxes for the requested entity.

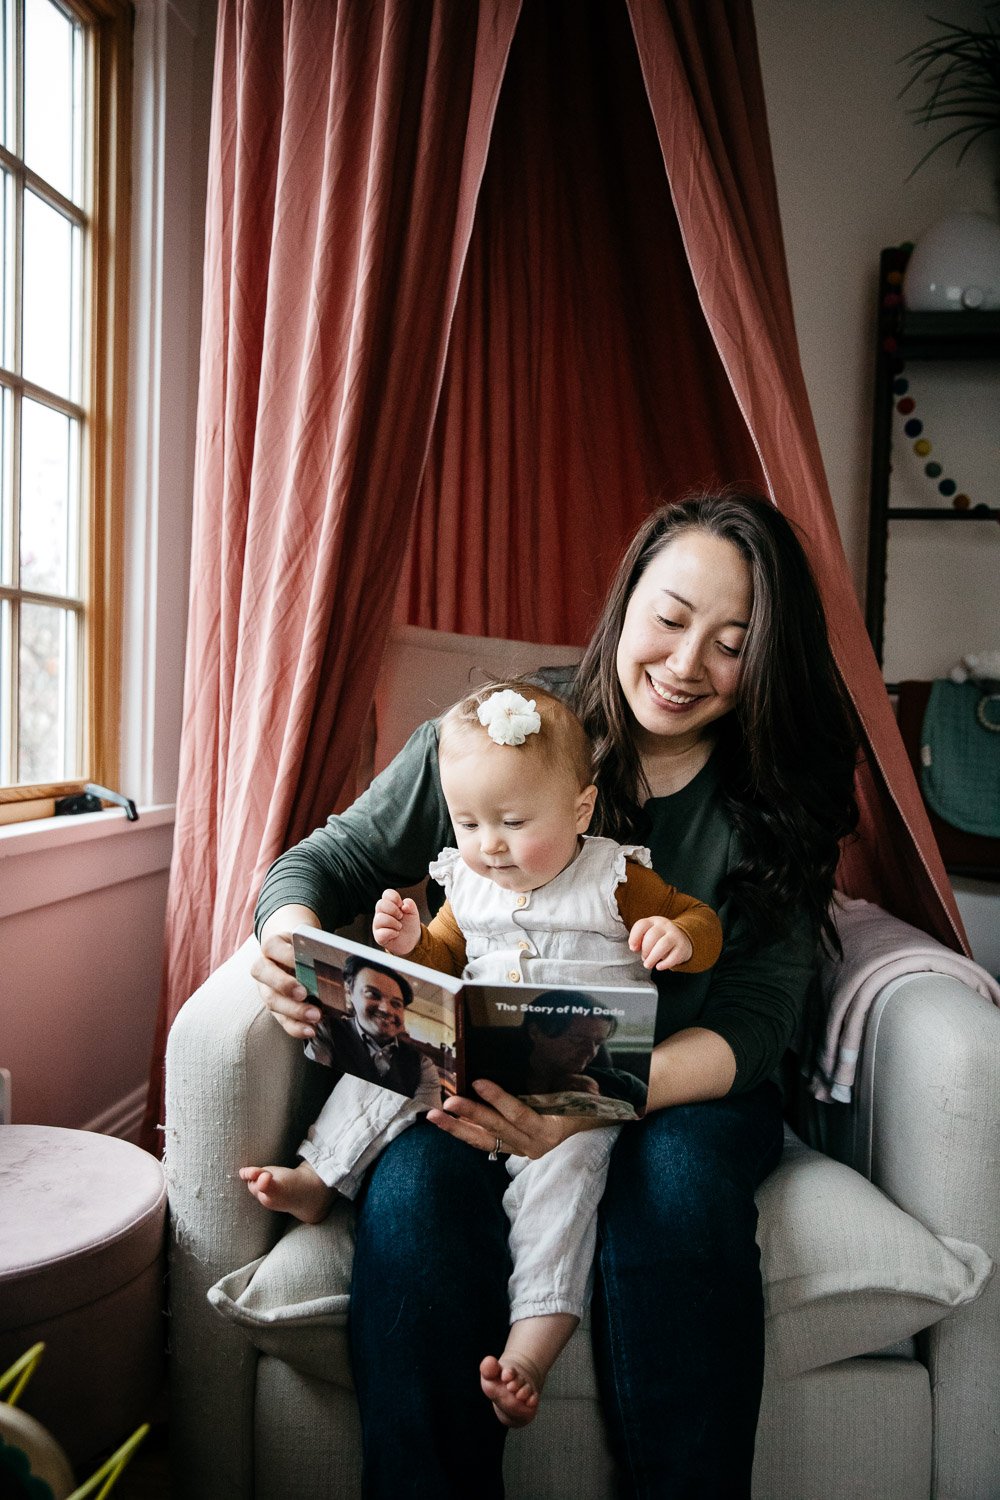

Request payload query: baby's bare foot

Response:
[479,1353,542,1428]
[239,1162,335,1224]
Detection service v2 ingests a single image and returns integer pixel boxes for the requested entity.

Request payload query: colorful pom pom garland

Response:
[890,365,977,511]
[880,242,994,518]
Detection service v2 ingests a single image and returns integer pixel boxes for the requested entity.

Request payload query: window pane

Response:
[0,597,10,783]
[24,0,82,203]
[0,384,11,584]
[18,599,77,781]
[0,0,13,155]
[20,398,78,596]
[1,167,12,368]
[23,190,80,400]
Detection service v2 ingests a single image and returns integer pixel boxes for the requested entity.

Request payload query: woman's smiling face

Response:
[615,528,752,754]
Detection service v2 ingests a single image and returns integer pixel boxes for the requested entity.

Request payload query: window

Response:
[0,0,130,800]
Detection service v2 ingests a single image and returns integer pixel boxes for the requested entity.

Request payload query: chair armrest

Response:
[861,975,1000,1248]
[796,969,999,1496]
[861,976,999,1500]
[164,936,329,1497]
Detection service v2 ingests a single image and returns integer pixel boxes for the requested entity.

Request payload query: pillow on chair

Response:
[208,1128,992,1389]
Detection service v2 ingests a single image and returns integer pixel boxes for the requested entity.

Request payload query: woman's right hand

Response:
[251,905,324,1039]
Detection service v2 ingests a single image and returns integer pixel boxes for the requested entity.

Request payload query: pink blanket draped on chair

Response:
[811,898,1000,1104]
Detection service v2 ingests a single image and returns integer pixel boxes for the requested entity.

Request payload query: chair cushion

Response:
[207,1202,355,1387]
[207,1128,992,1389]
[757,1131,992,1377]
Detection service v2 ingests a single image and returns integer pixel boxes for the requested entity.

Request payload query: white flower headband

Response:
[477,689,542,746]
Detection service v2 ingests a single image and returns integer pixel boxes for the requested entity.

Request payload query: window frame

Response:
[0,0,132,809]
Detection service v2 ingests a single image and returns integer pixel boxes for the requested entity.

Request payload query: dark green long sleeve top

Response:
[256,712,817,1095]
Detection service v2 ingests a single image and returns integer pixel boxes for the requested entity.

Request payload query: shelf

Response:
[895,310,1000,360]
[887,507,1000,521]
[867,246,1000,663]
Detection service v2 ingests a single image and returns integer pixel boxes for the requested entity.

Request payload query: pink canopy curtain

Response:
[399,0,764,643]
[143,0,523,1147]
[147,0,965,1148]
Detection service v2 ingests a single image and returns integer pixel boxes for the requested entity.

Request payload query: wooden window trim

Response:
[84,0,133,794]
[0,0,133,804]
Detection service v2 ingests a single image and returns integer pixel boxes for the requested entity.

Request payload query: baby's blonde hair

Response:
[438,679,594,789]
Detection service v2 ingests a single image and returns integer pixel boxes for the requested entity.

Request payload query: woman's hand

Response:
[372,888,421,956]
[427,1079,601,1160]
[251,905,324,1039]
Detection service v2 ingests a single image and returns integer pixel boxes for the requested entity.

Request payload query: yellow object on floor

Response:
[0,1343,148,1499]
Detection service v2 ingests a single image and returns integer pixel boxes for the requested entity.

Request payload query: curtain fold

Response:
[623,0,965,951]
[144,0,523,1146]
[400,0,763,643]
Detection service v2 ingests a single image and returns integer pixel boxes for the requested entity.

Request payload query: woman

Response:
[251,490,859,1498]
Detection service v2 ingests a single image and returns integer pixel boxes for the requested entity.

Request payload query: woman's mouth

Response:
[645,673,704,708]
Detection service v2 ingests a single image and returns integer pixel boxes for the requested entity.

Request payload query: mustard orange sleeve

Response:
[405,899,468,977]
[615,861,722,973]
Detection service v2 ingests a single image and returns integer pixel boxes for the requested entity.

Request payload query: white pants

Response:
[299,1074,620,1322]
[503,1124,620,1321]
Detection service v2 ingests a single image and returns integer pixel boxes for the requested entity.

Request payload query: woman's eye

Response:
[718,643,742,659]
[655,615,681,629]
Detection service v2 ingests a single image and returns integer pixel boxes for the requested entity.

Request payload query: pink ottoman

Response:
[0,1125,166,1461]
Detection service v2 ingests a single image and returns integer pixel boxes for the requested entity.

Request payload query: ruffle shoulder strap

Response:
[611,841,653,887]
[427,846,462,891]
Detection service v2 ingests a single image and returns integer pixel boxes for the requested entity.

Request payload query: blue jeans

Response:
[349,1084,784,1499]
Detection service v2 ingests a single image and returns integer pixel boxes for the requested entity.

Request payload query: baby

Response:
[242,682,721,1427]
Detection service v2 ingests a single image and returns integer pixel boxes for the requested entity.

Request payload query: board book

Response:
[293,927,659,1121]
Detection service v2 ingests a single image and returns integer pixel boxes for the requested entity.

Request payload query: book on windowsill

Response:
[292,927,658,1120]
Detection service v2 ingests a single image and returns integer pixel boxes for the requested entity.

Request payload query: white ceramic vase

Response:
[904,211,1000,311]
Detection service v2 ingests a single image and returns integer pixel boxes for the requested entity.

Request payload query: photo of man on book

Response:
[306,954,445,1100]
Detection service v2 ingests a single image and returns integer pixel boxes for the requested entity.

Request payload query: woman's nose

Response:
[667,634,704,681]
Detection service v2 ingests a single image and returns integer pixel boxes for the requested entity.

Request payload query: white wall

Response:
[0,0,215,1134]
[756,0,997,591]
[756,0,999,969]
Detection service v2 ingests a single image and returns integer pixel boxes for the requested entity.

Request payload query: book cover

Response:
[293,928,658,1119]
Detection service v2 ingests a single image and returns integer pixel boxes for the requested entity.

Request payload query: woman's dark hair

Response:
[521,991,618,1039]
[573,489,860,955]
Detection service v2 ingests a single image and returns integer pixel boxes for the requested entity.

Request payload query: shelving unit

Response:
[865,246,1000,668]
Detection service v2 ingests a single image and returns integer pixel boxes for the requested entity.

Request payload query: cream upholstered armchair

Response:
[165,625,999,1500]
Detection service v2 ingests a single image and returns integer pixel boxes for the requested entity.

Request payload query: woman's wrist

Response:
[259,903,321,947]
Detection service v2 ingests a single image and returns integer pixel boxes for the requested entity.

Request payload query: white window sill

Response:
[0,804,176,919]
[0,803,174,849]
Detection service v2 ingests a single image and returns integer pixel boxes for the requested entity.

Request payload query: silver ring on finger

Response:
[488,1135,504,1162]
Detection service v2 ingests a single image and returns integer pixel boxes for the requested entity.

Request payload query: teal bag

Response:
[921,679,1000,838]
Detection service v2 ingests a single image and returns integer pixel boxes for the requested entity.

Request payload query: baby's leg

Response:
[479,1312,578,1427]
[239,1161,336,1224]
[480,1125,621,1427]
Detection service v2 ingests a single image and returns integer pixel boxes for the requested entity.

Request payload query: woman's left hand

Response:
[426,1079,599,1160]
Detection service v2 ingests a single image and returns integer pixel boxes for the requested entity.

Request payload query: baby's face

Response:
[440,746,595,894]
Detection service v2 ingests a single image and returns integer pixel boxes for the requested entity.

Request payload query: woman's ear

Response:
[576,783,598,833]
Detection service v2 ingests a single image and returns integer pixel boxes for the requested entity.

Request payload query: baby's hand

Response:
[372,889,422,955]
[628,915,694,971]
